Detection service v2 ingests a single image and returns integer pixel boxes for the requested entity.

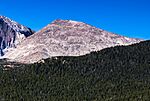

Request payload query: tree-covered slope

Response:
[0,40,150,101]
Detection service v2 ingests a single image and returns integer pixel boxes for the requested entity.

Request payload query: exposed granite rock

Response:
[4,19,143,63]
[0,16,33,56]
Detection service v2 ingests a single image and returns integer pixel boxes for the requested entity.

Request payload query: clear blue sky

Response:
[0,0,150,39]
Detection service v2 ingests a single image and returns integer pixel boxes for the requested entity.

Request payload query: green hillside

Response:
[0,40,150,101]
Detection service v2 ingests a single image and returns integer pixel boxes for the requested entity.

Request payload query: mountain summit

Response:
[4,19,142,63]
[0,16,33,56]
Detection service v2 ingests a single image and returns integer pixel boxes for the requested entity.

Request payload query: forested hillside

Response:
[0,40,150,101]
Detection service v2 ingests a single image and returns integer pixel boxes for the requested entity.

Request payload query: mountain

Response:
[0,16,34,56]
[0,40,150,100]
[4,19,142,63]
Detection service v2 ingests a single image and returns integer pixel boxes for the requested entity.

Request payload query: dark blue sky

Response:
[0,0,150,39]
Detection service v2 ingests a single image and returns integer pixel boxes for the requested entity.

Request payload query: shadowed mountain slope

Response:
[0,16,34,56]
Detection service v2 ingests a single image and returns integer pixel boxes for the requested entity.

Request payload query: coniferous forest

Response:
[0,40,150,101]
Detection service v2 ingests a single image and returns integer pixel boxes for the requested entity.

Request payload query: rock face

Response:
[4,19,143,63]
[0,16,33,56]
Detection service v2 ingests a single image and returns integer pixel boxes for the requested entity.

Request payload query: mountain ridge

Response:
[4,19,143,63]
[0,16,34,56]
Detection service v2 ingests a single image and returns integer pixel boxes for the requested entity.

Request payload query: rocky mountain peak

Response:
[50,19,94,29]
[0,16,8,19]
[0,15,34,56]
[4,19,143,63]
[51,19,84,26]
[0,16,5,19]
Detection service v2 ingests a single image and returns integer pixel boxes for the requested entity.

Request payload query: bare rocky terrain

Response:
[0,16,33,56]
[4,19,142,63]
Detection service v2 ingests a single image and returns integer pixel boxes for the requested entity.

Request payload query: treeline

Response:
[0,40,150,101]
